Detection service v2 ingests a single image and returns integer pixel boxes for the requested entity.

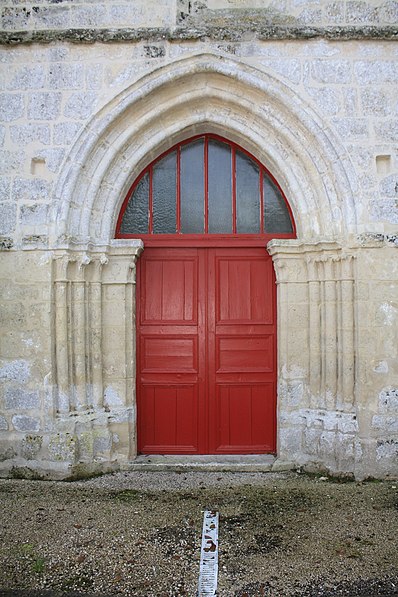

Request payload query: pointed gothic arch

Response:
[52,53,358,249]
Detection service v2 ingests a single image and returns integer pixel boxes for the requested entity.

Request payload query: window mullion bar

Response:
[232,146,237,234]
[148,166,153,234]
[176,146,181,233]
[204,136,209,234]
[260,168,264,234]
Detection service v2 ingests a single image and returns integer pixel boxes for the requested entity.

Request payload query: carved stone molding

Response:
[268,239,356,414]
[51,241,144,416]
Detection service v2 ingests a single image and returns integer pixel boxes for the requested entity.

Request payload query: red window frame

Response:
[115,134,296,247]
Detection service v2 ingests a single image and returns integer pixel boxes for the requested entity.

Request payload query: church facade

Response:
[0,0,397,479]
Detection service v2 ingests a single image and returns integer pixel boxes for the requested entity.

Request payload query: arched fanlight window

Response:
[117,135,294,236]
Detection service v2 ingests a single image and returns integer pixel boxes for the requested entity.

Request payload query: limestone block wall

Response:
[355,236,398,478]
[0,251,52,464]
[1,0,397,32]
[0,0,397,478]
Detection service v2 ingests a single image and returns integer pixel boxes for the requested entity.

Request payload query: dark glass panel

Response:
[236,150,260,233]
[181,139,204,233]
[208,139,232,233]
[153,151,177,234]
[263,175,293,233]
[120,172,149,234]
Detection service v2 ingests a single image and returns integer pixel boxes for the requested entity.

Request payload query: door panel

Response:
[140,384,198,452]
[142,337,198,372]
[216,336,273,372]
[141,256,198,323]
[216,383,275,451]
[216,255,273,323]
[137,246,276,454]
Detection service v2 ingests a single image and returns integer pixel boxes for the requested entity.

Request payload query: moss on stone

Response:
[9,466,44,480]
[21,435,43,461]
[0,25,397,46]
[66,461,119,481]
[48,433,76,462]
[0,237,13,250]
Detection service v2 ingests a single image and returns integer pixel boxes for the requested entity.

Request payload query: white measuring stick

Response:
[198,510,219,597]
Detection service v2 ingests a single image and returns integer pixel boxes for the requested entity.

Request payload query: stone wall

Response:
[0,0,397,479]
[1,0,397,34]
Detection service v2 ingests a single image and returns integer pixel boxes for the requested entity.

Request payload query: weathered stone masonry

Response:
[0,0,397,479]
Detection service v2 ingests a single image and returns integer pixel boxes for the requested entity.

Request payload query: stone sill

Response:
[124,454,296,473]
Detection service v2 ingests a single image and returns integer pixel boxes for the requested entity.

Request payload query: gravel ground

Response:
[0,470,397,596]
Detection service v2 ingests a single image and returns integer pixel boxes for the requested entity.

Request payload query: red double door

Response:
[136,246,276,454]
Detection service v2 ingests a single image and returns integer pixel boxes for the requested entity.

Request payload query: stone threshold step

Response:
[125,455,295,473]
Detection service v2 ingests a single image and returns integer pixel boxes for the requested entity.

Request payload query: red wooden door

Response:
[137,248,205,453]
[208,248,276,453]
[137,246,276,454]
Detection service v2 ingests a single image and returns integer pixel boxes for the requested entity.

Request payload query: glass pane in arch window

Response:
[120,172,149,234]
[208,139,233,234]
[236,150,260,233]
[181,138,204,233]
[263,176,293,233]
[153,151,177,234]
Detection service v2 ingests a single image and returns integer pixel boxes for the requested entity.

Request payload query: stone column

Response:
[340,256,355,411]
[307,257,321,407]
[72,254,90,411]
[87,254,108,410]
[323,258,338,407]
[53,254,72,414]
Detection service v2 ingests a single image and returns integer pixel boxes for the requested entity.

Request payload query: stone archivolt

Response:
[52,54,358,248]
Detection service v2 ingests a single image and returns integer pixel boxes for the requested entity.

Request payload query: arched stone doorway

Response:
[50,54,359,474]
